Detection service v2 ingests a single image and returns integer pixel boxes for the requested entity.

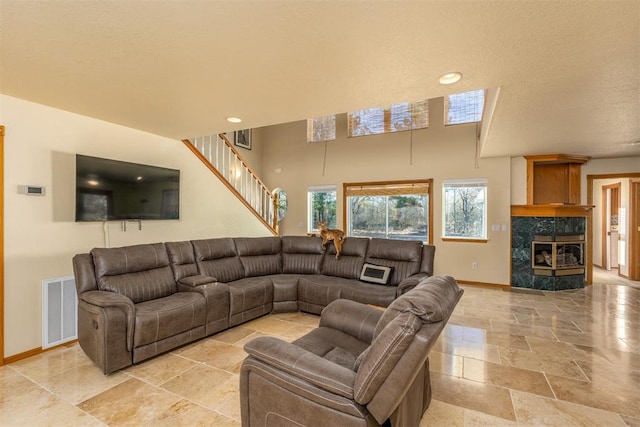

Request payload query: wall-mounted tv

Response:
[75,154,180,222]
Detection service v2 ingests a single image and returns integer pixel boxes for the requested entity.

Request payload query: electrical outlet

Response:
[472,262,478,270]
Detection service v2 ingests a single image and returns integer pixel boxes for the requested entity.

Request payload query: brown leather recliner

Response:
[73,243,213,374]
[240,275,463,427]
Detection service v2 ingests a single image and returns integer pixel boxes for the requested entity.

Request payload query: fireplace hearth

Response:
[532,234,585,276]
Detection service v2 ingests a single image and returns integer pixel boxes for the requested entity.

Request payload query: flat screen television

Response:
[75,154,180,221]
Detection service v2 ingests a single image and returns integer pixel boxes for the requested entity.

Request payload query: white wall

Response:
[259,97,513,286]
[510,156,527,205]
[2,95,270,358]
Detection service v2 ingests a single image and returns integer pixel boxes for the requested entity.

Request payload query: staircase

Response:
[183,134,278,235]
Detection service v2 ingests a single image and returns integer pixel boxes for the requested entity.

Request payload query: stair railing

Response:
[183,134,278,234]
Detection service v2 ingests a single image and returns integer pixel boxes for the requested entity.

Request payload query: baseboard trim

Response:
[3,340,78,365]
[457,280,510,289]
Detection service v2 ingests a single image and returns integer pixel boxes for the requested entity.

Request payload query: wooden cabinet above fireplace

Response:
[525,154,590,205]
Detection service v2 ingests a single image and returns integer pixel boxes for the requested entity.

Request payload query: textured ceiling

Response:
[1,1,639,159]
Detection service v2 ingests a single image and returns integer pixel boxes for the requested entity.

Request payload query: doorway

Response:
[588,173,640,282]
[601,183,621,273]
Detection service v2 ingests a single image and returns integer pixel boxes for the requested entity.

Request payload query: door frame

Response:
[1,126,4,365]
[601,182,621,270]
[630,179,640,280]
[588,173,640,283]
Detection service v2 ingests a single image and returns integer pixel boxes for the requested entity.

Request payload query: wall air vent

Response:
[42,276,77,349]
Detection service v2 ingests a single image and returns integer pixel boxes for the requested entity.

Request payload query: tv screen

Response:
[75,154,180,221]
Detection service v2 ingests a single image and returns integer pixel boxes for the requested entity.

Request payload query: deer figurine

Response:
[317,221,345,259]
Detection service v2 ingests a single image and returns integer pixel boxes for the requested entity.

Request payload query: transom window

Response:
[344,180,432,243]
[347,100,429,137]
[307,115,336,143]
[444,89,485,125]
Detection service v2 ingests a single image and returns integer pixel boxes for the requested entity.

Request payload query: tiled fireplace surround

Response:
[512,215,587,291]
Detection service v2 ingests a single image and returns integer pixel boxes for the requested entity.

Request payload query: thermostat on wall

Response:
[18,185,46,196]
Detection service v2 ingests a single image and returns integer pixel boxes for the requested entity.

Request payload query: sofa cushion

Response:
[192,238,245,283]
[227,277,274,326]
[133,291,206,347]
[339,281,397,308]
[292,326,369,370]
[375,275,462,337]
[365,238,422,286]
[321,237,369,280]
[235,237,282,277]
[165,241,198,281]
[298,275,345,310]
[420,244,436,275]
[92,243,177,303]
[354,312,421,404]
[282,236,324,274]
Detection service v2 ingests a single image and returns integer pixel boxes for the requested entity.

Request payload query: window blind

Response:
[307,115,336,143]
[345,180,431,197]
[444,90,485,125]
[443,178,487,188]
[347,100,428,138]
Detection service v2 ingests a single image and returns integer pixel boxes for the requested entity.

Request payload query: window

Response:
[347,99,429,137]
[444,89,485,125]
[307,115,336,143]
[308,185,337,232]
[273,188,288,222]
[442,179,487,240]
[344,180,432,243]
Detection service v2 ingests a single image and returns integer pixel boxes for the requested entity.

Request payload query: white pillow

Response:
[360,263,393,285]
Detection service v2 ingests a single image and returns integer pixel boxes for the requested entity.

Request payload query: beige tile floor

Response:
[1,268,639,426]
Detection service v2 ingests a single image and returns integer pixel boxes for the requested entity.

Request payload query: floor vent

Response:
[42,276,78,349]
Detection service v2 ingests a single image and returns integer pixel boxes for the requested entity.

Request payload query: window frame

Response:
[343,179,433,244]
[441,178,488,242]
[307,185,337,233]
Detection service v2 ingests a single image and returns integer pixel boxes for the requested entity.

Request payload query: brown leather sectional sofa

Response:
[72,235,436,374]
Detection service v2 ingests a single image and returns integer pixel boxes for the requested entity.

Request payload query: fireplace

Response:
[511,154,592,290]
[511,205,591,291]
[531,234,585,276]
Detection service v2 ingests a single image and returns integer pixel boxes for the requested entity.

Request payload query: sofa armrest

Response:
[178,274,217,287]
[79,290,135,352]
[319,299,383,343]
[397,273,430,296]
[244,336,356,399]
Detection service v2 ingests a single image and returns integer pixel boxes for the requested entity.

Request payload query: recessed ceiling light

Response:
[439,72,463,85]
[226,116,242,123]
